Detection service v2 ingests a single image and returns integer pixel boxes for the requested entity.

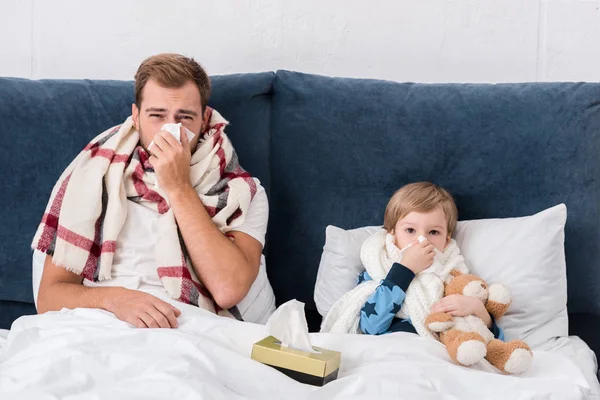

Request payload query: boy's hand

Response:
[431,295,492,327]
[401,240,435,274]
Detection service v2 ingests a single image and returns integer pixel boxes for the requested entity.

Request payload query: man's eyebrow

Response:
[177,109,199,116]
[145,107,167,113]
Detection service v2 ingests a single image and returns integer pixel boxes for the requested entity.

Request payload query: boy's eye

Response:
[429,230,439,236]
[178,115,193,120]
[149,114,162,118]
[405,228,415,234]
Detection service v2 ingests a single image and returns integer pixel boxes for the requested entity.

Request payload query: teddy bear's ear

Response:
[444,269,463,284]
[449,270,462,278]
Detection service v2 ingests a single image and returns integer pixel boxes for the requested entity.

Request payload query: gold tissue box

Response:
[251,336,341,386]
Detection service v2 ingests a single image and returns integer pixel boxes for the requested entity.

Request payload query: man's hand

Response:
[104,287,182,329]
[148,126,192,196]
[430,294,492,327]
[401,240,435,274]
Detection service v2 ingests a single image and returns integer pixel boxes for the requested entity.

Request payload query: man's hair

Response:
[383,182,458,236]
[134,53,211,111]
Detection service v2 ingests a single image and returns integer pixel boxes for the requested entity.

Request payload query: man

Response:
[34,53,271,329]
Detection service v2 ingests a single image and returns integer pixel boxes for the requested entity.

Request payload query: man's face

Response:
[131,79,204,152]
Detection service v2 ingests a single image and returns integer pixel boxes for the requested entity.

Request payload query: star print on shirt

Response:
[390,302,402,314]
[381,279,396,291]
[357,271,367,285]
[362,301,378,318]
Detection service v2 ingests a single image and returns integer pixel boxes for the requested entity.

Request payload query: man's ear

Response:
[131,103,140,130]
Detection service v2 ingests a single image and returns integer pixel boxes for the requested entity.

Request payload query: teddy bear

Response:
[424,270,533,374]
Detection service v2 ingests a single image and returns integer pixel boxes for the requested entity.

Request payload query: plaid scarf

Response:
[32,107,257,312]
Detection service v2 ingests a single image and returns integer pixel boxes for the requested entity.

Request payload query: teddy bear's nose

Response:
[481,283,486,289]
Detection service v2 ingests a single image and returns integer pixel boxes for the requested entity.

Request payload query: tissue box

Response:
[251,336,341,386]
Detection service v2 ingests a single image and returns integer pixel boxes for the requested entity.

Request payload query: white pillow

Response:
[314,204,568,349]
[32,249,45,308]
[314,225,380,316]
[454,204,568,348]
[235,255,277,324]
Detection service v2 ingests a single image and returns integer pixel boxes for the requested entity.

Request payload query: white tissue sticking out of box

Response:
[265,299,317,353]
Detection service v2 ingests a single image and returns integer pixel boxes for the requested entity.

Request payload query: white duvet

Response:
[0,301,598,400]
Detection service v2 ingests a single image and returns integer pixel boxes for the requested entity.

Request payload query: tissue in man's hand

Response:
[150,123,195,189]
[149,123,195,150]
[162,123,195,143]
[251,300,341,386]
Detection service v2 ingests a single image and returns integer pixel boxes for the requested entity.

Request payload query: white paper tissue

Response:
[265,300,316,353]
[396,235,427,254]
[149,123,195,150]
[149,123,196,189]
[403,235,443,262]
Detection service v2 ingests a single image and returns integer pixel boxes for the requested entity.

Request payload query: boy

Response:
[358,182,504,339]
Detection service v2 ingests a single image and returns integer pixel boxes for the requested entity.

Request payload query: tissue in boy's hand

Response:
[398,235,427,253]
[265,299,316,353]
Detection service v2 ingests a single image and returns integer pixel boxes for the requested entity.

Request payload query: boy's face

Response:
[392,207,450,252]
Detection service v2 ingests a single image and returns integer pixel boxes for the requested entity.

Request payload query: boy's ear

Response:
[441,235,450,250]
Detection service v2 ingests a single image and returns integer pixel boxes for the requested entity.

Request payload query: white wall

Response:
[1,0,599,82]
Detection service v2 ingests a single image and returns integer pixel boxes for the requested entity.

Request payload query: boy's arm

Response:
[360,263,415,335]
[489,314,505,341]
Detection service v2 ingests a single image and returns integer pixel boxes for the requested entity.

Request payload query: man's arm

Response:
[149,128,262,310]
[38,255,181,328]
[38,255,101,312]
[169,186,262,309]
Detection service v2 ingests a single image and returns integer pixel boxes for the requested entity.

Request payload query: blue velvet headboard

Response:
[0,73,274,328]
[266,72,600,317]
[1,71,599,331]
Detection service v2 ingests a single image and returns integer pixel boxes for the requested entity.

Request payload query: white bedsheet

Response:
[0,301,597,400]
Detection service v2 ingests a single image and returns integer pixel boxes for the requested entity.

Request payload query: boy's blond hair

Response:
[383,182,458,237]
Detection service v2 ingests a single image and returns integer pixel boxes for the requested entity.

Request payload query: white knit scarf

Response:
[321,229,468,338]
